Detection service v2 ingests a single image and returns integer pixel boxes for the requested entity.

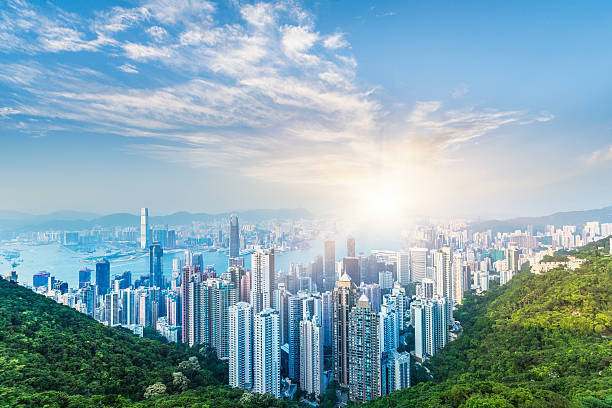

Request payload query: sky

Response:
[1,0,611,220]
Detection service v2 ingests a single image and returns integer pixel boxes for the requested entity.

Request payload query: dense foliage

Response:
[366,239,612,408]
[0,278,300,407]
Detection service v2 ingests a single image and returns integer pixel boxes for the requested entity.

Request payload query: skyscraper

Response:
[506,245,519,272]
[381,351,410,395]
[397,251,410,286]
[324,240,335,291]
[229,214,240,258]
[379,303,398,356]
[300,316,325,397]
[140,207,150,250]
[95,259,110,296]
[434,247,452,302]
[348,294,381,403]
[343,256,360,285]
[149,243,163,288]
[253,308,281,398]
[78,268,91,289]
[347,237,355,258]
[251,248,275,314]
[332,273,358,388]
[229,302,253,390]
[412,296,449,361]
[451,253,465,305]
[409,248,428,283]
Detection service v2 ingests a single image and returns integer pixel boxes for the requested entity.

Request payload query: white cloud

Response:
[451,83,469,99]
[0,107,20,117]
[323,33,348,50]
[118,63,139,73]
[123,42,173,60]
[586,145,612,165]
[147,26,168,41]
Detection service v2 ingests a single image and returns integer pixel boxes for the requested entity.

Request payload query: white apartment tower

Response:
[229,302,253,390]
[253,308,281,398]
[299,317,325,397]
[251,248,275,314]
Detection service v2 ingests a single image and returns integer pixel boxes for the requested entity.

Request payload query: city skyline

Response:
[1,0,612,219]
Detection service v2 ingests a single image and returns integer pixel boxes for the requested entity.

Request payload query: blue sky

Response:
[1,0,611,218]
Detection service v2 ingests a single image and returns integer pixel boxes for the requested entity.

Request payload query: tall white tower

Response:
[397,251,410,286]
[229,302,253,390]
[300,317,325,397]
[140,207,150,250]
[253,308,280,397]
[251,248,275,314]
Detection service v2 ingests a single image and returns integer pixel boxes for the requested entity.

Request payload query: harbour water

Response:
[1,228,402,287]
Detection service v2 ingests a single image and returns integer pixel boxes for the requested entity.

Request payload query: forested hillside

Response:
[0,278,299,408]
[366,238,612,407]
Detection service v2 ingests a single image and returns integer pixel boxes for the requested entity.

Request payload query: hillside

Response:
[367,239,612,407]
[0,278,298,408]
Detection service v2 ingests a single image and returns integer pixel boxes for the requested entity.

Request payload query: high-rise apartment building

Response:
[253,308,281,398]
[251,248,275,314]
[381,351,410,395]
[332,273,358,388]
[348,294,381,403]
[299,316,325,397]
[229,302,253,390]
[412,296,449,361]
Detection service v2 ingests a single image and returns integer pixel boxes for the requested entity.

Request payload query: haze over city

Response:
[1,0,612,219]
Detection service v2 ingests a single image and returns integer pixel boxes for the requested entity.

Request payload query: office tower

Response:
[300,317,325,397]
[253,308,281,398]
[347,237,356,258]
[251,248,275,314]
[96,259,111,296]
[452,253,465,305]
[381,351,410,395]
[434,247,452,300]
[149,243,163,288]
[409,248,428,283]
[321,291,333,348]
[378,270,393,289]
[324,240,335,291]
[343,257,360,285]
[348,294,381,403]
[379,304,398,356]
[229,214,240,258]
[167,230,176,249]
[229,302,253,390]
[359,283,381,312]
[33,271,50,290]
[412,296,449,361]
[273,284,291,345]
[397,251,410,286]
[192,253,204,272]
[78,268,91,289]
[140,207,150,250]
[506,245,519,272]
[332,273,358,388]
[310,255,323,290]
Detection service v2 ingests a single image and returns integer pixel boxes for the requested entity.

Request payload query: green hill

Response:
[0,278,298,408]
[366,239,612,408]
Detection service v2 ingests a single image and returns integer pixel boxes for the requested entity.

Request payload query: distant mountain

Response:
[0,208,312,233]
[470,205,612,233]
